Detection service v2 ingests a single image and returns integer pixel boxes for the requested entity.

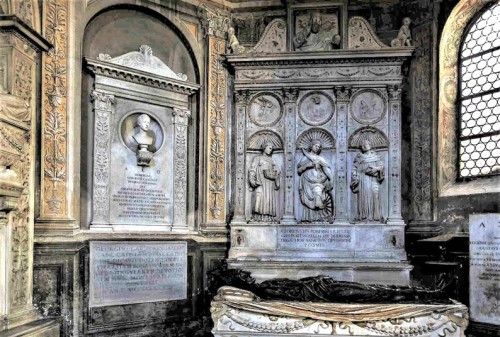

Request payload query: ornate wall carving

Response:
[438,0,492,193]
[206,33,228,223]
[173,108,191,229]
[412,23,434,222]
[41,0,68,217]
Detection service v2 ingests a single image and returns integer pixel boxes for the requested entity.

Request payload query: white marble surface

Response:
[469,213,500,325]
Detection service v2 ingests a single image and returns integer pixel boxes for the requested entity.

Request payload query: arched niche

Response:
[80,6,200,229]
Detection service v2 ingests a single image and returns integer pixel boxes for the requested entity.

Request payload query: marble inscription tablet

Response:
[89,241,187,307]
[278,226,352,250]
[469,213,500,325]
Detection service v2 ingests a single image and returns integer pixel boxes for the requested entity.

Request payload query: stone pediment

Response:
[97,45,188,81]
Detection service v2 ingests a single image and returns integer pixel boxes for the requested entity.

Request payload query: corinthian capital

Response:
[91,90,116,111]
[197,4,231,39]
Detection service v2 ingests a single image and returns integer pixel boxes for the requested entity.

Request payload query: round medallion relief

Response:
[120,112,164,154]
[299,92,335,126]
[248,94,283,127]
[350,90,386,125]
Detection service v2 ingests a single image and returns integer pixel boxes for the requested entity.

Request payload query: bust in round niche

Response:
[121,112,164,166]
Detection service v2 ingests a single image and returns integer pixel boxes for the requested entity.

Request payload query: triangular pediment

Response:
[97,45,188,81]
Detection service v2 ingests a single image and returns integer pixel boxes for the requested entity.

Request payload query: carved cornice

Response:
[197,4,230,39]
[86,58,200,96]
[226,49,414,68]
[0,15,51,51]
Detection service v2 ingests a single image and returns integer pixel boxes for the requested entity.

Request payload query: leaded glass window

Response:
[459,2,500,178]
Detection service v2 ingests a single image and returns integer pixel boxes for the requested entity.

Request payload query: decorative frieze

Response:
[41,0,68,217]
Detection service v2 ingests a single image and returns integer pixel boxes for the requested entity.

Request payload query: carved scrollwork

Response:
[348,16,389,49]
[388,84,403,100]
[42,0,68,215]
[281,88,299,103]
[235,89,250,104]
[335,86,351,101]
[250,19,287,54]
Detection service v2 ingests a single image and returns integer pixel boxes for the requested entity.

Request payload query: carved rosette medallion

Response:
[41,0,68,216]
[248,93,283,127]
[350,89,386,125]
[298,91,334,126]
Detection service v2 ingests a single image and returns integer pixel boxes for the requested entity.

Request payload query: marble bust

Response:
[126,113,155,166]
[293,12,341,51]
[297,140,334,222]
[248,142,281,222]
[350,140,385,222]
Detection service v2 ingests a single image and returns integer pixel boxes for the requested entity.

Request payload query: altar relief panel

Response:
[226,13,413,284]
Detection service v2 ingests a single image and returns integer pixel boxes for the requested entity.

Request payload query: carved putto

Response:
[98,45,188,81]
[227,27,245,54]
[391,17,412,47]
[293,11,341,51]
[350,140,385,222]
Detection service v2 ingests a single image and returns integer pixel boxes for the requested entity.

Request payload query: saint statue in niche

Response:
[293,11,341,51]
[297,140,334,222]
[248,143,281,222]
[350,140,385,222]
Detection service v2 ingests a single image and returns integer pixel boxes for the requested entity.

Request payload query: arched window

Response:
[458,2,500,178]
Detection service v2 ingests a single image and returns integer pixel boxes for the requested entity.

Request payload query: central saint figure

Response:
[297,140,334,222]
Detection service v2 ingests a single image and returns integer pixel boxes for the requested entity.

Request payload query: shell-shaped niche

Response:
[247,130,283,151]
[348,126,388,150]
[296,128,335,150]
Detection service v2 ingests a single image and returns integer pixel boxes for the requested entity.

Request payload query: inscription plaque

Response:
[90,241,187,307]
[278,227,352,250]
[469,213,500,325]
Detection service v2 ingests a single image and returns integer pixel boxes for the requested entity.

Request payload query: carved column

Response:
[199,4,230,233]
[90,90,115,227]
[172,108,191,231]
[387,85,404,225]
[232,90,249,225]
[0,16,52,332]
[37,0,76,234]
[334,86,350,223]
[281,88,298,224]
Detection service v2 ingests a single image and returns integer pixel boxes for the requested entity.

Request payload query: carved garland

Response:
[207,38,226,221]
[42,0,68,215]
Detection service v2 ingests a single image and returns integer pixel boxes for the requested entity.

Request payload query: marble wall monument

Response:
[85,45,199,232]
[90,241,187,307]
[226,11,414,285]
[469,214,500,326]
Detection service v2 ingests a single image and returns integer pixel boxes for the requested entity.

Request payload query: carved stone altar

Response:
[226,16,413,285]
[85,45,199,232]
[211,286,469,337]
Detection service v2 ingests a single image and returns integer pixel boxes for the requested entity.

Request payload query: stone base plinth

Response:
[0,319,60,337]
[211,287,468,337]
[227,260,412,286]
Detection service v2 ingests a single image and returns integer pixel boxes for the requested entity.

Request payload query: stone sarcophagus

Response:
[226,16,413,285]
